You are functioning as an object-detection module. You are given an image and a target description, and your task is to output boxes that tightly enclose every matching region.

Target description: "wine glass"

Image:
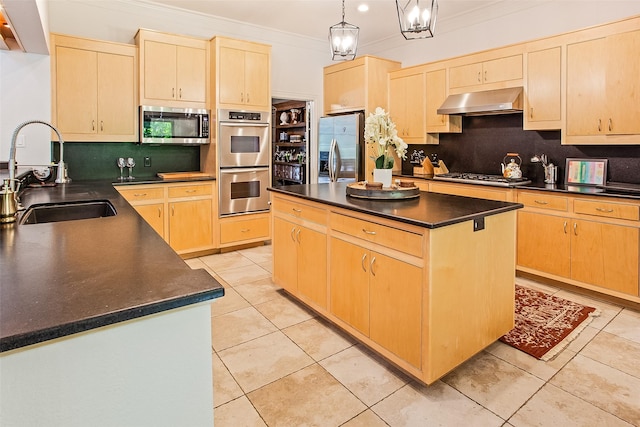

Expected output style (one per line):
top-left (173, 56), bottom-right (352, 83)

top-left (126, 157), bottom-right (135, 180)
top-left (117, 158), bottom-right (126, 181)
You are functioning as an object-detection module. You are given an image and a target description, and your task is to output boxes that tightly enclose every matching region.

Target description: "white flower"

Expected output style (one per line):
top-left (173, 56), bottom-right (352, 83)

top-left (364, 107), bottom-right (406, 169)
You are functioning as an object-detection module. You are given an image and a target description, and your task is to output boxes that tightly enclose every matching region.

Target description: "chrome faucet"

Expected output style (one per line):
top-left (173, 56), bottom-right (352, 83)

top-left (9, 120), bottom-right (71, 191)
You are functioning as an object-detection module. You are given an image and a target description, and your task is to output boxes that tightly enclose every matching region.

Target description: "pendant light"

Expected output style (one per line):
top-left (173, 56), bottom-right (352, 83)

top-left (329, 0), bottom-right (359, 61)
top-left (396, 0), bottom-right (438, 40)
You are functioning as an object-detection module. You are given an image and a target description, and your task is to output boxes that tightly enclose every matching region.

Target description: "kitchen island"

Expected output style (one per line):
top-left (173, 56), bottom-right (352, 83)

top-left (269, 182), bottom-right (523, 384)
top-left (0, 178), bottom-right (223, 426)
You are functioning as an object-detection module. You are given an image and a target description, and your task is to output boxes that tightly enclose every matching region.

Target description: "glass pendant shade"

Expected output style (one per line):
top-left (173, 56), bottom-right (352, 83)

top-left (329, 0), bottom-right (359, 61)
top-left (396, 0), bottom-right (438, 40)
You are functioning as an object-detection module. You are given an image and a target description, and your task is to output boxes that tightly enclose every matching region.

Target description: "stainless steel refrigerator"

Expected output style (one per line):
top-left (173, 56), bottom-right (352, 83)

top-left (317, 112), bottom-right (364, 183)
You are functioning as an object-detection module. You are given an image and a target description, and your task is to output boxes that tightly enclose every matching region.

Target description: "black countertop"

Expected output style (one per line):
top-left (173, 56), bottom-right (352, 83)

top-left (269, 182), bottom-right (523, 229)
top-left (0, 179), bottom-right (223, 353)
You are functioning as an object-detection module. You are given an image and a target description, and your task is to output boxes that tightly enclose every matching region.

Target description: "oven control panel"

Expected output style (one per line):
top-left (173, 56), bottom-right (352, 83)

top-left (224, 110), bottom-right (267, 122)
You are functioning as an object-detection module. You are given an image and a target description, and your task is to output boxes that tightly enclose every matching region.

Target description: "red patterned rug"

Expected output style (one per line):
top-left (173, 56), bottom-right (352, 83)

top-left (500, 285), bottom-right (599, 360)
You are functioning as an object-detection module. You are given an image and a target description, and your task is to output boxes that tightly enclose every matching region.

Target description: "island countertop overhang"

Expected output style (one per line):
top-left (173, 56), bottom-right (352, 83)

top-left (268, 183), bottom-right (523, 229)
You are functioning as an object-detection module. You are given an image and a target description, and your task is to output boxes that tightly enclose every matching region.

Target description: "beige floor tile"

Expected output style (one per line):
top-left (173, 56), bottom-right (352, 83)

top-left (200, 251), bottom-right (255, 272)
top-left (564, 324), bottom-right (600, 353)
top-left (247, 364), bottom-right (366, 426)
top-left (217, 263), bottom-right (272, 287)
top-left (510, 383), bottom-right (633, 427)
top-left (550, 354), bottom-right (640, 425)
top-left (212, 352), bottom-right (244, 408)
top-left (184, 257), bottom-right (207, 269)
top-left (214, 396), bottom-right (266, 427)
top-left (442, 351), bottom-right (544, 419)
top-left (233, 276), bottom-right (282, 306)
top-left (372, 381), bottom-right (504, 427)
top-left (238, 244), bottom-right (273, 265)
top-left (341, 410), bottom-right (388, 427)
top-left (319, 345), bottom-right (408, 407)
top-left (219, 331), bottom-right (314, 393)
top-left (484, 341), bottom-right (576, 381)
top-left (210, 286), bottom-right (251, 318)
top-left (581, 331), bottom-right (640, 378)
top-left (283, 317), bottom-right (356, 362)
top-left (257, 260), bottom-right (272, 273)
top-left (254, 292), bottom-right (315, 329)
top-left (212, 306), bottom-right (277, 351)
top-left (553, 290), bottom-right (623, 330)
top-left (603, 308), bottom-right (640, 344)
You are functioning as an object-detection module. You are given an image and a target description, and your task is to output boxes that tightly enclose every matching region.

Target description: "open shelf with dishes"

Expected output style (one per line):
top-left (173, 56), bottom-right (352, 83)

top-left (272, 100), bottom-right (308, 185)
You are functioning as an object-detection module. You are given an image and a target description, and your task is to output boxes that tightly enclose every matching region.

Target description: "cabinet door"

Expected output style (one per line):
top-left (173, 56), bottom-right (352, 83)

top-left (329, 237), bottom-right (369, 335)
top-left (143, 40), bottom-right (177, 101)
top-left (426, 69), bottom-right (446, 130)
top-left (605, 30), bottom-right (640, 135)
top-left (133, 203), bottom-right (165, 239)
top-left (168, 199), bottom-right (212, 252)
top-left (482, 55), bottom-right (522, 84)
top-left (369, 251), bottom-right (422, 368)
top-left (324, 65), bottom-right (365, 111)
top-left (244, 50), bottom-right (270, 109)
top-left (571, 220), bottom-right (639, 296)
top-left (273, 217), bottom-right (299, 294)
top-left (97, 52), bottom-right (135, 137)
top-left (566, 37), bottom-right (606, 136)
top-left (449, 62), bottom-right (482, 89)
top-left (176, 45), bottom-right (206, 103)
top-left (517, 211), bottom-right (570, 278)
top-left (388, 76), bottom-right (407, 137)
top-left (297, 226), bottom-right (328, 309)
top-left (55, 46), bottom-right (97, 135)
top-left (404, 73), bottom-right (426, 140)
top-left (219, 46), bottom-right (246, 105)
top-left (525, 47), bottom-right (561, 127)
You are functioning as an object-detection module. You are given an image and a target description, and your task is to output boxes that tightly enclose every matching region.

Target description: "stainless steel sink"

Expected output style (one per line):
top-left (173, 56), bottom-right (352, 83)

top-left (20, 200), bottom-right (117, 225)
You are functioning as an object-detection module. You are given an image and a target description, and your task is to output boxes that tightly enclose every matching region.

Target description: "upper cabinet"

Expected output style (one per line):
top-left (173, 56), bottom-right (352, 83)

top-left (388, 66), bottom-right (426, 144)
top-left (323, 55), bottom-right (401, 115)
top-left (523, 44), bottom-right (562, 130)
top-left (136, 29), bottom-right (209, 109)
top-left (448, 53), bottom-right (523, 93)
top-left (425, 67), bottom-right (462, 135)
top-left (211, 36), bottom-right (271, 111)
top-left (51, 34), bottom-right (137, 142)
top-left (566, 29), bottom-right (640, 143)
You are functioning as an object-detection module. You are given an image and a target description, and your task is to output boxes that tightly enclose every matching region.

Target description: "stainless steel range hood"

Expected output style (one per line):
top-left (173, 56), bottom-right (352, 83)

top-left (437, 87), bottom-right (523, 116)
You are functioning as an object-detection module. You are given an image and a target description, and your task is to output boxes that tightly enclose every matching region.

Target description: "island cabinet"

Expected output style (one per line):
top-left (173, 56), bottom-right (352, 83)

top-left (270, 188), bottom-right (518, 384)
top-left (523, 43), bottom-right (562, 130)
top-left (516, 190), bottom-right (640, 299)
top-left (429, 181), bottom-right (516, 202)
top-left (565, 29), bottom-right (640, 144)
top-left (211, 36), bottom-right (271, 111)
top-left (388, 66), bottom-right (427, 144)
top-left (50, 34), bottom-right (137, 142)
top-left (136, 29), bottom-right (208, 108)
top-left (448, 51), bottom-right (523, 94)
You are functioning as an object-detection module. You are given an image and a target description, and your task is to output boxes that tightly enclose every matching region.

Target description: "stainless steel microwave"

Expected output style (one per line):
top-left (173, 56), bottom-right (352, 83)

top-left (140, 106), bottom-right (210, 145)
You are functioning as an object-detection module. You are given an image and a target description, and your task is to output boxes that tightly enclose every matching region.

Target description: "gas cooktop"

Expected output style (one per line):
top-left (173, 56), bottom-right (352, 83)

top-left (434, 172), bottom-right (532, 187)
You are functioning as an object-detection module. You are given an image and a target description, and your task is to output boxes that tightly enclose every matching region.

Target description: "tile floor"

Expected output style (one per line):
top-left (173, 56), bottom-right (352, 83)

top-left (185, 244), bottom-right (640, 427)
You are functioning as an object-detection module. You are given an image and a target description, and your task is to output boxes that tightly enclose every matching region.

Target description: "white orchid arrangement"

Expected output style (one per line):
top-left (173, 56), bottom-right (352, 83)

top-left (364, 107), bottom-right (407, 169)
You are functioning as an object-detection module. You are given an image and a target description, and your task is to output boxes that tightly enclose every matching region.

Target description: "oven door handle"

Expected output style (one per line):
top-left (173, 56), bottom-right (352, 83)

top-left (219, 122), bottom-right (269, 127)
top-left (219, 167), bottom-right (268, 174)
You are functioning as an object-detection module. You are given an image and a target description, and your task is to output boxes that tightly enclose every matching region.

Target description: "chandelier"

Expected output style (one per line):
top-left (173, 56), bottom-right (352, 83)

top-left (396, 0), bottom-right (438, 40)
top-left (329, 0), bottom-right (359, 61)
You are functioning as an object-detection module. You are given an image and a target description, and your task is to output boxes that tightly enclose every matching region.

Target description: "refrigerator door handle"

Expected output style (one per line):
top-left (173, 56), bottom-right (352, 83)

top-left (328, 139), bottom-right (336, 182)
top-left (333, 140), bottom-right (342, 182)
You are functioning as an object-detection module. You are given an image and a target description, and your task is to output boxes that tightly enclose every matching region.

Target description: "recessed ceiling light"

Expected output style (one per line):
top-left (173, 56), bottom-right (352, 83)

top-left (357, 4), bottom-right (369, 12)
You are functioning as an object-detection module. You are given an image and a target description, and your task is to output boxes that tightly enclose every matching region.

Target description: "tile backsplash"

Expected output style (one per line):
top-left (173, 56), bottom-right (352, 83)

top-left (403, 115), bottom-right (640, 184)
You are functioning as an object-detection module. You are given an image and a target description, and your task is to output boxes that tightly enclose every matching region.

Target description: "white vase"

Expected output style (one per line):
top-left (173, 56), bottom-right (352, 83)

top-left (373, 168), bottom-right (392, 188)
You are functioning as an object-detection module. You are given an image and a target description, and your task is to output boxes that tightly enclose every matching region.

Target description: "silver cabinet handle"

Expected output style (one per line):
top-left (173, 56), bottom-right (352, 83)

top-left (596, 207), bottom-right (614, 213)
top-left (133, 193), bottom-right (147, 197)
top-left (534, 200), bottom-right (548, 205)
top-left (597, 118), bottom-right (602, 132)
top-left (370, 256), bottom-right (377, 276)
top-left (361, 253), bottom-right (367, 272)
top-left (484, 70), bottom-right (487, 82)
top-left (296, 228), bottom-right (301, 243)
top-left (573, 222), bottom-right (578, 236)
top-left (92, 120), bottom-right (95, 131)
top-left (477, 71), bottom-right (481, 83)
top-left (608, 118), bottom-right (612, 132)
top-left (563, 221), bottom-right (567, 234)
top-left (292, 208), bottom-right (302, 214)
top-left (179, 88), bottom-right (182, 99)
top-left (171, 206), bottom-right (175, 216)
top-left (158, 207), bottom-right (162, 218)
top-left (172, 88), bottom-right (175, 98)
top-left (530, 107), bottom-right (534, 119)
top-left (247, 93), bottom-right (250, 103)
top-left (100, 121), bottom-right (104, 131)
top-left (185, 189), bottom-right (197, 193)
top-left (362, 228), bottom-right (376, 235)
top-left (241, 228), bottom-right (250, 233)
top-left (290, 227), bottom-right (296, 242)
top-left (241, 92), bottom-right (244, 102)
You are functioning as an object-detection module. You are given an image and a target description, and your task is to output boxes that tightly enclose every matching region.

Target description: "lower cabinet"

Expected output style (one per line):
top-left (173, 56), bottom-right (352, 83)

top-left (168, 199), bottom-right (213, 252)
top-left (218, 214), bottom-right (270, 248)
top-left (132, 203), bottom-right (165, 238)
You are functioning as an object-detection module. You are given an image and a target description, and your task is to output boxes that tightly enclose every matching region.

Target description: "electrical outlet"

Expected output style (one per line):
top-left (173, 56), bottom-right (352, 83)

top-left (16, 135), bottom-right (26, 148)
top-left (144, 156), bottom-right (151, 167)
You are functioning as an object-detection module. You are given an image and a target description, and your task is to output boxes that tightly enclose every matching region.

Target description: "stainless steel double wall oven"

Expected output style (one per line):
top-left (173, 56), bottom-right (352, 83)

top-left (217, 109), bottom-right (271, 216)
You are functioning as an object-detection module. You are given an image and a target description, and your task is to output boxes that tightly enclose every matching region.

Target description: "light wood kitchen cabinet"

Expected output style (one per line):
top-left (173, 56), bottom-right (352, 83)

top-left (51, 34), bottom-right (137, 142)
top-left (449, 54), bottom-right (523, 92)
top-left (136, 30), bottom-right (208, 108)
top-left (429, 181), bottom-right (515, 202)
top-left (132, 203), bottom-right (165, 238)
top-left (516, 190), bottom-right (639, 297)
top-left (169, 198), bottom-right (213, 252)
top-left (425, 67), bottom-right (462, 135)
top-left (211, 36), bottom-right (271, 111)
top-left (218, 213), bottom-right (271, 248)
top-left (388, 67), bottom-right (426, 143)
top-left (566, 29), bottom-right (640, 143)
top-left (524, 45), bottom-right (562, 130)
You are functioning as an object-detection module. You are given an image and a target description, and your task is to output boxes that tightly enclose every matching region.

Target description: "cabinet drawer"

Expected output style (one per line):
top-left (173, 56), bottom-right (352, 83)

top-left (273, 196), bottom-right (327, 225)
top-left (574, 199), bottom-right (639, 221)
top-left (168, 184), bottom-right (212, 198)
top-left (518, 191), bottom-right (568, 211)
top-left (118, 186), bottom-right (165, 202)
top-left (220, 216), bottom-right (270, 244)
top-left (331, 213), bottom-right (423, 257)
